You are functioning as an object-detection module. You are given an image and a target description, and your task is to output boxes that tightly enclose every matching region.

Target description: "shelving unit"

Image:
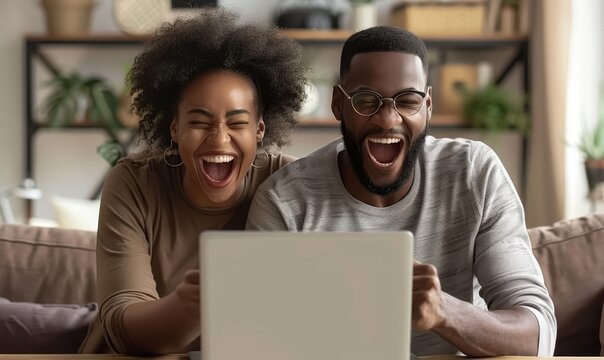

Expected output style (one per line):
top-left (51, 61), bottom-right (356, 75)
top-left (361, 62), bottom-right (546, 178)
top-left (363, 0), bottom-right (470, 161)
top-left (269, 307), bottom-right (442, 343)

top-left (23, 30), bottom-right (530, 210)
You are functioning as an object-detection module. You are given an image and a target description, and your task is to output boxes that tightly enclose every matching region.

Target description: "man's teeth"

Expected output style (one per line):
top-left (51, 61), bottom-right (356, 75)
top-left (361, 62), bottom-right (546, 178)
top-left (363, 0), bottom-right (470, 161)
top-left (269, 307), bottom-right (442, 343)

top-left (202, 155), bottom-right (234, 163)
top-left (368, 137), bottom-right (401, 144)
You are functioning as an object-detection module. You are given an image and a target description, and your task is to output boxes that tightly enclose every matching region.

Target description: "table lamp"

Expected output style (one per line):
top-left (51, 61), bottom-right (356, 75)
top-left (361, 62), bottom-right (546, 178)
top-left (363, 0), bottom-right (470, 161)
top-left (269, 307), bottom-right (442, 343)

top-left (0, 178), bottom-right (42, 224)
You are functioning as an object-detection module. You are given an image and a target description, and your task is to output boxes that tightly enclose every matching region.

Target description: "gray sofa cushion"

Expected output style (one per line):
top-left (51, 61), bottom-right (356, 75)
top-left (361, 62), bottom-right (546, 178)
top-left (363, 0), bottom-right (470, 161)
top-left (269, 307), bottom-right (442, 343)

top-left (0, 224), bottom-right (96, 304)
top-left (0, 298), bottom-right (97, 353)
top-left (0, 224), bottom-right (98, 354)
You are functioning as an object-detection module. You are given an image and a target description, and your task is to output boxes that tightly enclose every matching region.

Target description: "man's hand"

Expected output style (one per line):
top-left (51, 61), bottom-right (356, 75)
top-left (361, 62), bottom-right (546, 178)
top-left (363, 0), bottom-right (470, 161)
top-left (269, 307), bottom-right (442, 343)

top-left (175, 269), bottom-right (200, 319)
top-left (410, 260), bottom-right (541, 356)
top-left (412, 260), bottom-right (446, 331)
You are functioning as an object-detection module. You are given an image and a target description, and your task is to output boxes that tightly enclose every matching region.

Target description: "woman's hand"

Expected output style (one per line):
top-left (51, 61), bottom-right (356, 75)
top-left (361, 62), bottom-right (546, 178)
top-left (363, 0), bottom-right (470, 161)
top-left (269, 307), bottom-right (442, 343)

top-left (175, 269), bottom-right (200, 320)
top-left (122, 268), bottom-right (202, 354)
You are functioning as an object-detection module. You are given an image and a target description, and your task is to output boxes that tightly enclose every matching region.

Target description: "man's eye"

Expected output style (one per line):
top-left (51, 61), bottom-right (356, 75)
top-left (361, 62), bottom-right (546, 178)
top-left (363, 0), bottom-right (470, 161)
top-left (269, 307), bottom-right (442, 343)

top-left (357, 99), bottom-right (378, 105)
top-left (397, 100), bottom-right (421, 107)
top-left (353, 94), bottom-right (379, 106)
top-left (396, 94), bottom-right (423, 106)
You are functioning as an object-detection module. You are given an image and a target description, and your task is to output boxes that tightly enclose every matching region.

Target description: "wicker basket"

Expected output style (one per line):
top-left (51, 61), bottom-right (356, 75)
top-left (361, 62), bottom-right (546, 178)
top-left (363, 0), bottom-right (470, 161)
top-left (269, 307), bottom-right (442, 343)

top-left (391, 0), bottom-right (486, 36)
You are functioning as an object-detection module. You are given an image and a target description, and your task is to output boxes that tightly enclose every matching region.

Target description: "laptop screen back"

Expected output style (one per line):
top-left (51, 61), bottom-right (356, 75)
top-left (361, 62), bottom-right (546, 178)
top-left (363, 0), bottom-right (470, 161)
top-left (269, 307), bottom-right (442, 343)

top-left (199, 231), bottom-right (413, 360)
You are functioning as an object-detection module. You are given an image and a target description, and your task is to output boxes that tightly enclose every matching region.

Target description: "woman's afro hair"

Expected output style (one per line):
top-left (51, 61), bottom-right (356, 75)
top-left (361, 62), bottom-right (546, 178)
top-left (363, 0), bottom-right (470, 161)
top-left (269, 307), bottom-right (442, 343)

top-left (128, 8), bottom-right (306, 151)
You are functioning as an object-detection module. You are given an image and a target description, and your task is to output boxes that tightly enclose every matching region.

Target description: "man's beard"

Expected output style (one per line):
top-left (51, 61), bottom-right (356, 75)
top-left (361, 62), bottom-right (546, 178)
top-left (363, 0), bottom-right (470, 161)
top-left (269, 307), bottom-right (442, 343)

top-left (341, 121), bottom-right (427, 197)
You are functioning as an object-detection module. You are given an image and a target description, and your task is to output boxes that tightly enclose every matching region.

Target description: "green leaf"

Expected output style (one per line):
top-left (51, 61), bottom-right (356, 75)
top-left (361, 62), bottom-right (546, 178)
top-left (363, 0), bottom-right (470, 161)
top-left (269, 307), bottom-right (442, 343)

top-left (40, 72), bottom-right (127, 164)
top-left (97, 140), bottom-right (124, 167)
top-left (576, 87), bottom-right (604, 159)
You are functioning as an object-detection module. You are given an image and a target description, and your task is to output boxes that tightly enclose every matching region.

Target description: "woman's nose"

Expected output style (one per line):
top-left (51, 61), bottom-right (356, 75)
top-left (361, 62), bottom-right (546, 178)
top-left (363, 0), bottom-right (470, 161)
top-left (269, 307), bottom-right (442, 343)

top-left (206, 126), bottom-right (231, 145)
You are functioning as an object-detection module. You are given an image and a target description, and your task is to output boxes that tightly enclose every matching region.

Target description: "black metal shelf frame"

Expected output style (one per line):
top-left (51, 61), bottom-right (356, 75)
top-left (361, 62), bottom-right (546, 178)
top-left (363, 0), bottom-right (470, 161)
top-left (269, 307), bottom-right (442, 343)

top-left (24, 34), bottom-right (530, 205)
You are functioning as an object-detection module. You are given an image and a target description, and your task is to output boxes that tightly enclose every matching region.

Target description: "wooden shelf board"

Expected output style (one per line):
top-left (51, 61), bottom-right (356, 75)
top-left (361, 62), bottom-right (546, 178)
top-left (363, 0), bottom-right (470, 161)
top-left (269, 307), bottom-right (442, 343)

top-left (430, 114), bottom-right (471, 127)
top-left (421, 34), bottom-right (528, 42)
top-left (297, 117), bottom-right (339, 127)
top-left (278, 29), bottom-right (353, 42)
top-left (34, 122), bottom-right (126, 130)
top-left (26, 32), bottom-right (527, 45)
top-left (26, 33), bottom-right (149, 43)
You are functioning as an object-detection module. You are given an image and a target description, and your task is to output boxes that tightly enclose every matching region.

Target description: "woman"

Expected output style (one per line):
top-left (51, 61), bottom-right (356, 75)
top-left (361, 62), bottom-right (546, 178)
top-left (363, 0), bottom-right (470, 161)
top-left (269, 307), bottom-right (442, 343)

top-left (80, 9), bottom-right (305, 354)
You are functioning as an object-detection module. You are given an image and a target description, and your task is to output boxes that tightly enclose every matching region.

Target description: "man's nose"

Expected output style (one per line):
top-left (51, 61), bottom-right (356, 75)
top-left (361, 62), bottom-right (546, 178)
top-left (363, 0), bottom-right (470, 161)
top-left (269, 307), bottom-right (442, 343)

top-left (370, 99), bottom-right (402, 129)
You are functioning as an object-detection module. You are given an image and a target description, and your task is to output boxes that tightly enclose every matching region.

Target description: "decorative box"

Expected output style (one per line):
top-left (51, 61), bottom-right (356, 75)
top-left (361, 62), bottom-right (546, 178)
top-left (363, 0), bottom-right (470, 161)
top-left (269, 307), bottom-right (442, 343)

top-left (391, 0), bottom-right (486, 36)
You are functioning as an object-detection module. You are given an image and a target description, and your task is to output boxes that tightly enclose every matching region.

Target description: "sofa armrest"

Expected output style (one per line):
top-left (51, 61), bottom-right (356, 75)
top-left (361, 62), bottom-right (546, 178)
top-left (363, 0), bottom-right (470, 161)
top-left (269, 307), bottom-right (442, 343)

top-left (529, 214), bottom-right (604, 356)
top-left (0, 224), bottom-right (96, 305)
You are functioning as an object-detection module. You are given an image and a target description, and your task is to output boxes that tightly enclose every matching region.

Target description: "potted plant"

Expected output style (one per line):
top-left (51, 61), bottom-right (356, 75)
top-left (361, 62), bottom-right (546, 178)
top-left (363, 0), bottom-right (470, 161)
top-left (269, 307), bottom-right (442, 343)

top-left (577, 89), bottom-right (604, 193)
top-left (461, 85), bottom-right (528, 133)
top-left (41, 73), bottom-right (121, 130)
top-left (42, 73), bottom-right (126, 166)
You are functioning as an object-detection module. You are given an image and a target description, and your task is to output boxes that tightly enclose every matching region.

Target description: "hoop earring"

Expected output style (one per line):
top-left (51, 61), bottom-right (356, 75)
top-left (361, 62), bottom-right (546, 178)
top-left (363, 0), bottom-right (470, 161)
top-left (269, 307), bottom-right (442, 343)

top-left (251, 140), bottom-right (269, 169)
top-left (163, 139), bottom-right (184, 167)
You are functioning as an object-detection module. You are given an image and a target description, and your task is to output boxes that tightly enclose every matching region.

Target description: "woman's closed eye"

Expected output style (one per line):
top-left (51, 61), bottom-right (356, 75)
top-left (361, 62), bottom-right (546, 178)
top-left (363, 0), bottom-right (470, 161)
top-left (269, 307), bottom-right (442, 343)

top-left (189, 119), bottom-right (212, 128)
top-left (227, 119), bottom-right (250, 128)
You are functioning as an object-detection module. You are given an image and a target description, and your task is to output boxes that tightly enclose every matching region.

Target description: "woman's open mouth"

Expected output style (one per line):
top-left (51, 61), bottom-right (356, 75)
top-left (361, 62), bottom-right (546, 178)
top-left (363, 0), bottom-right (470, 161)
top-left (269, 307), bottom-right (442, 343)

top-left (200, 154), bottom-right (237, 187)
top-left (366, 137), bottom-right (403, 167)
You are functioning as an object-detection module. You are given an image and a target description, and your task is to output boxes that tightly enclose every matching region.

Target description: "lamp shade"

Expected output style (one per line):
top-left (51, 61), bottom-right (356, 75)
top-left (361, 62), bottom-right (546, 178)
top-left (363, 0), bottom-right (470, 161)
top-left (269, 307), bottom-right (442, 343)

top-left (0, 178), bottom-right (42, 224)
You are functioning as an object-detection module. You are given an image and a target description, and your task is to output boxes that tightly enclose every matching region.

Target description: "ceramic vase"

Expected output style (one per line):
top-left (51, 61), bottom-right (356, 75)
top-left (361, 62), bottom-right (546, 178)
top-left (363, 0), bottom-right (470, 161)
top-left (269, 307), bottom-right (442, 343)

top-left (41, 0), bottom-right (95, 36)
top-left (351, 3), bottom-right (377, 32)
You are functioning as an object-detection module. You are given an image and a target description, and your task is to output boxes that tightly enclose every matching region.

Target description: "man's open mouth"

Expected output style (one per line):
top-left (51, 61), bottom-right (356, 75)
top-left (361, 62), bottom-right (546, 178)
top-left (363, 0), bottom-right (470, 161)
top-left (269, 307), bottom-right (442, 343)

top-left (366, 137), bottom-right (402, 167)
top-left (200, 154), bottom-right (236, 184)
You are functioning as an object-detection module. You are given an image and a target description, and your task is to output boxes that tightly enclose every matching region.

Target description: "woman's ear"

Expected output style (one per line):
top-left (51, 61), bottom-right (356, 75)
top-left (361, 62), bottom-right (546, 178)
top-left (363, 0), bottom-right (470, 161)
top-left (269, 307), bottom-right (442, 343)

top-left (331, 85), bottom-right (343, 121)
top-left (170, 119), bottom-right (178, 143)
top-left (256, 118), bottom-right (265, 142)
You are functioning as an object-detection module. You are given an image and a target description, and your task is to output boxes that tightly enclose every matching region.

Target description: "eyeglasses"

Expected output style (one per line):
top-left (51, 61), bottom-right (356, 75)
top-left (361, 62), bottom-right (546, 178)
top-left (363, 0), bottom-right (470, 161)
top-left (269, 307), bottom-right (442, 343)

top-left (336, 84), bottom-right (429, 117)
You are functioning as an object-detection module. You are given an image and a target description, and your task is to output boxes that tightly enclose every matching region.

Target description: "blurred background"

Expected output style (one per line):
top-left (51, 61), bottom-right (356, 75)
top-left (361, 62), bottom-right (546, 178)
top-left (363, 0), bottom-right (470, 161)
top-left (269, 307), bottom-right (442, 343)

top-left (0, 0), bottom-right (602, 229)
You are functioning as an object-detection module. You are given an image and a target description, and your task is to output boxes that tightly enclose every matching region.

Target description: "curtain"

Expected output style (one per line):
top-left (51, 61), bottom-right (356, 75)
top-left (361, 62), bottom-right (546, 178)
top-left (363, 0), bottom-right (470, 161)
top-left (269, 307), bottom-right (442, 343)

top-left (525, 0), bottom-right (571, 227)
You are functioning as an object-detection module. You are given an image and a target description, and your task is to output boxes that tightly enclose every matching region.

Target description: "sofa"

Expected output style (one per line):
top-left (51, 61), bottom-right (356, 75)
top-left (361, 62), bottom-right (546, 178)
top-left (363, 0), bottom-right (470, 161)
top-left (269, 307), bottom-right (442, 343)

top-left (0, 224), bottom-right (97, 353)
top-left (1, 215), bottom-right (603, 355)
top-left (528, 214), bottom-right (604, 355)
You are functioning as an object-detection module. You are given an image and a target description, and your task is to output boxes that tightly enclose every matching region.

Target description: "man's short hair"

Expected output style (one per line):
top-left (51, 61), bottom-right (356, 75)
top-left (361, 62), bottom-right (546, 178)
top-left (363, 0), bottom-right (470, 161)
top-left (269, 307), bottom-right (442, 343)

top-left (340, 26), bottom-right (428, 78)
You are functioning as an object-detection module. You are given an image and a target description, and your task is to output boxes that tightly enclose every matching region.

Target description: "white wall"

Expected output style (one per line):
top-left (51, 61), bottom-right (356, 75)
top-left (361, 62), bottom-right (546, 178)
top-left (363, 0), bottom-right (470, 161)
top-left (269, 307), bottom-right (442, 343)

top-left (0, 0), bottom-right (524, 223)
top-left (0, 1), bottom-right (139, 222)
top-left (565, 0), bottom-right (604, 218)
top-left (0, 1), bottom-right (45, 222)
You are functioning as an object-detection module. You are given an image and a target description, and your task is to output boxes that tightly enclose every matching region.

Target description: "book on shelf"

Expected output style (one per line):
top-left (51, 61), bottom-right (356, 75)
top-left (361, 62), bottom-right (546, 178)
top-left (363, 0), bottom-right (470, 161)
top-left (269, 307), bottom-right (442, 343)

top-left (484, 0), bottom-right (502, 34)
top-left (518, 0), bottom-right (531, 34)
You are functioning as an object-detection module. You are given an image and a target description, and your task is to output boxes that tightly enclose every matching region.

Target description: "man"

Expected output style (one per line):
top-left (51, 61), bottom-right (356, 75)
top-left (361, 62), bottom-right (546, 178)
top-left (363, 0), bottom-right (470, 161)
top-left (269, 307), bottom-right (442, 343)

top-left (246, 26), bottom-right (556, 356)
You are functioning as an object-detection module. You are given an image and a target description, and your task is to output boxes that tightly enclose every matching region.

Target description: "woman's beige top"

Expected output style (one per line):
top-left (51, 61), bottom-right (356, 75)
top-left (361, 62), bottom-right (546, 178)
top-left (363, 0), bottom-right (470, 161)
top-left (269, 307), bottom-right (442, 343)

top-left (80, 152), bottom-right (294, 354)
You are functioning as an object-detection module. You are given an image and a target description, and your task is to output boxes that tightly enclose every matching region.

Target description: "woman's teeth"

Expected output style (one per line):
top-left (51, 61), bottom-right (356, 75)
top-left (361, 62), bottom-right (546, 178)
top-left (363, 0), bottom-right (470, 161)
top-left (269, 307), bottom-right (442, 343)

top-left (202, 155), bottom-right (234, 163)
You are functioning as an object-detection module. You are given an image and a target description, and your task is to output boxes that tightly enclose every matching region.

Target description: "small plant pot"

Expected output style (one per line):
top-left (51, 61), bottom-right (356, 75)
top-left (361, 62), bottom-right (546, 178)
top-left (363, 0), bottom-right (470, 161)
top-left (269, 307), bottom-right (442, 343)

top-left (41, 0), bottom-right (96, 36)
top-left (584, 159), bottom-right (604, 192)
top-left (351, 3), bottom-right (377, 32)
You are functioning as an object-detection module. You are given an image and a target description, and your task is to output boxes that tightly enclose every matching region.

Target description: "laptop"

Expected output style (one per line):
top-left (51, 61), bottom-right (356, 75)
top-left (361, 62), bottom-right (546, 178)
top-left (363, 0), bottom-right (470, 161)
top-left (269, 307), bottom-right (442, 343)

top-left (198, 231), bottom-right (414, 360)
